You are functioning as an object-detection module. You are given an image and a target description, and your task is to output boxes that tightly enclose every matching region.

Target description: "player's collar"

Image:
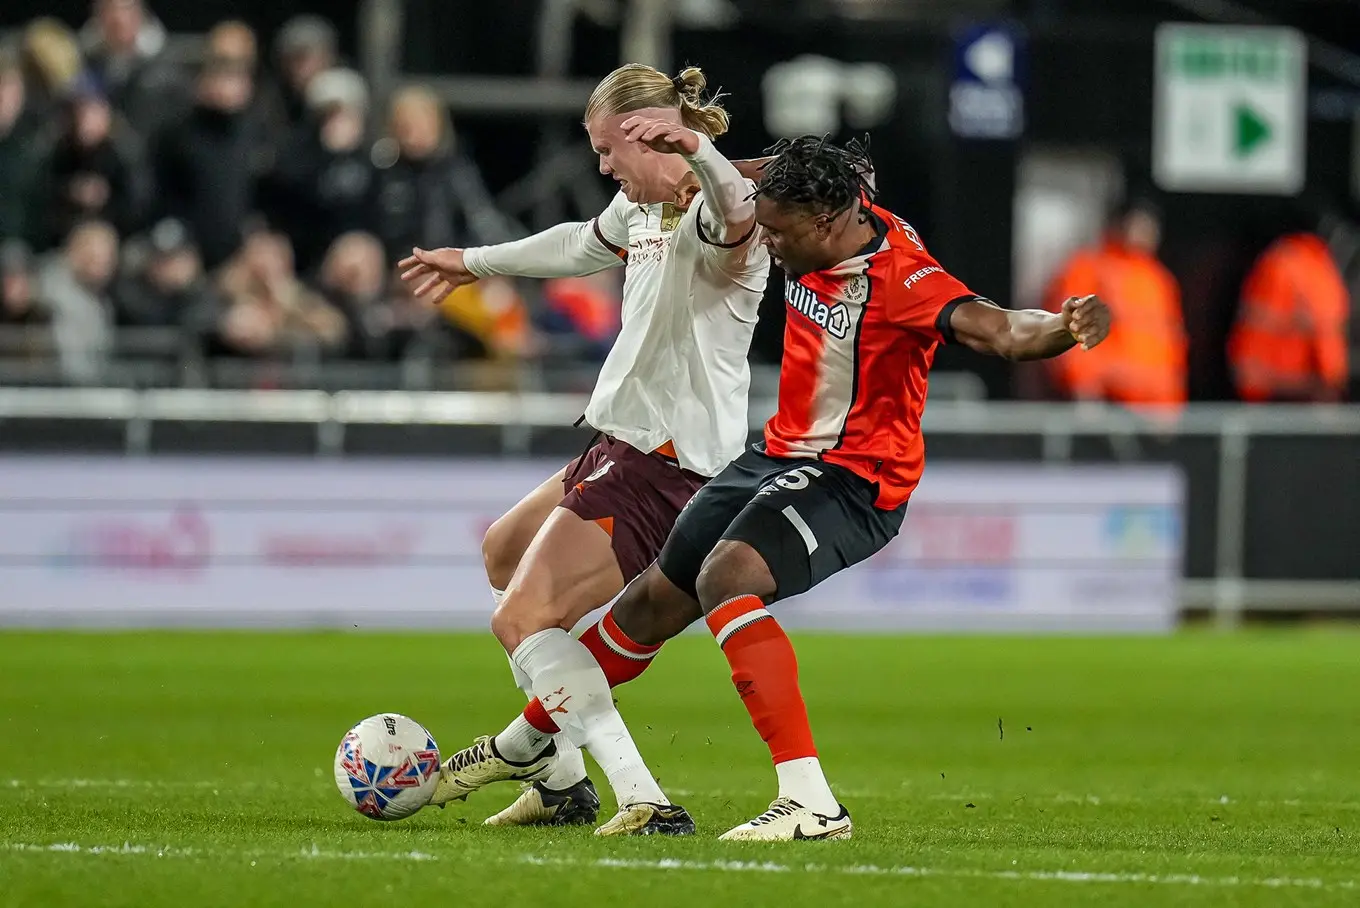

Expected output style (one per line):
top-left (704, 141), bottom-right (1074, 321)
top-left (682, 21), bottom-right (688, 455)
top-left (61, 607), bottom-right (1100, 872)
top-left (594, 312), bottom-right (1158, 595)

top-left (811, 209), bottom-right (889, 280)
top-left (854, 209), bottom-right (889, 260)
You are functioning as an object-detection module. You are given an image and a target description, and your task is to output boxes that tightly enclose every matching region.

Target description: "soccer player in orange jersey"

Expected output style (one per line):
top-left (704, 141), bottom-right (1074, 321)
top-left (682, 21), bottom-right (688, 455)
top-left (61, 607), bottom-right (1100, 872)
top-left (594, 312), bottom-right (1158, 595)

top-left (451, 135), bottom-right (1110, 840)
top-left (595, 135), bottom-right (1111, 840)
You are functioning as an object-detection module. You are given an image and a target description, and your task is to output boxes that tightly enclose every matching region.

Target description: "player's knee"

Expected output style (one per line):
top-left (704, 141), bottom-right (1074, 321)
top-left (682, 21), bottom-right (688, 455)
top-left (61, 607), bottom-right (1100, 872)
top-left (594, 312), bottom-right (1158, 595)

top-left (695, 540), bottom-right (776, 613)
top-left (489, 591), bottom-right (564, 653)
top-left (480, 513), bottom-right (521, 591)
top-left (611, 565), bottom-right (701, 647)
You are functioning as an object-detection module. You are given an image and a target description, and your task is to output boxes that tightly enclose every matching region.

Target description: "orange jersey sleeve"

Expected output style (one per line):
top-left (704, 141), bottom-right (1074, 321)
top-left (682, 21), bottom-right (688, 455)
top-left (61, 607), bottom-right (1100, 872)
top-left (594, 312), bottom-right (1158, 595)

top-left (872, 207), bottom-right (976, 339)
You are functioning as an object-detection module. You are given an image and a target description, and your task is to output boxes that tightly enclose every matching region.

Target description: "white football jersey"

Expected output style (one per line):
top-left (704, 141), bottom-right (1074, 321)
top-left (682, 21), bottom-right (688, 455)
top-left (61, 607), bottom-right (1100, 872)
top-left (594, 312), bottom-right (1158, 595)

top-left (584, 189), bottom-right (768, 477)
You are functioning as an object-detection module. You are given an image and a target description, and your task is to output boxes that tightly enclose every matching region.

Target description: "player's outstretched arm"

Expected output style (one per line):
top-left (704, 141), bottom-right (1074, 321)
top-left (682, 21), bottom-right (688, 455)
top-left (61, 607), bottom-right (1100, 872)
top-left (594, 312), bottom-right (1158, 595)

top-left (398, 219), bottom-right (627, 301)
top-left (620, 116), bottom-right (755, 245)
top-left (947, 295), bottom-right (1110, 361)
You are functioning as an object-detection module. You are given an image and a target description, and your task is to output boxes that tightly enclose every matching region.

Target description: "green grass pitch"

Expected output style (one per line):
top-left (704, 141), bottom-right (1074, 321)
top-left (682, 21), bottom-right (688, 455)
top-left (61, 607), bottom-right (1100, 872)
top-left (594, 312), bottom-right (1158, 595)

top-left (2, 629), bottom-right (1358, 907)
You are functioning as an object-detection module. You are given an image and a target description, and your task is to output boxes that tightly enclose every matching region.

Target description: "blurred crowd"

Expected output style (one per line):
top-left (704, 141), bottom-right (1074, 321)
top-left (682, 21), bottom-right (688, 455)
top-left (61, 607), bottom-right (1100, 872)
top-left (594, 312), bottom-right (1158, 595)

top-left (0, 0), bottom-right (624, 386)
top-left (0, 0), bottom-right (1351, 403)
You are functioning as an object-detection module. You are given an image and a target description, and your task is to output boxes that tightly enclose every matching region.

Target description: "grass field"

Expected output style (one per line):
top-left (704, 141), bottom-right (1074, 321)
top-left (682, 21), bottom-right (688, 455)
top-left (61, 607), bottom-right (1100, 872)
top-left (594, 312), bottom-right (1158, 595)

top-left (2, 630), bottom-right (1359, 907)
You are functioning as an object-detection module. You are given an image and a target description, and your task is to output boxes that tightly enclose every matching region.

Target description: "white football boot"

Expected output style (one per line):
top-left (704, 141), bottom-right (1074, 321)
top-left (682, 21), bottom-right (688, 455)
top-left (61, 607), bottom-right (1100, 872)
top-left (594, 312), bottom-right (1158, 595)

top-left (483, 778), bottom-right (601, 827)
top-left (718, 797), bottom-right (852, 842)
top-left (594, 801), bottom-right (696, 837)
top-left (428, 736), bottom-right (556, 807)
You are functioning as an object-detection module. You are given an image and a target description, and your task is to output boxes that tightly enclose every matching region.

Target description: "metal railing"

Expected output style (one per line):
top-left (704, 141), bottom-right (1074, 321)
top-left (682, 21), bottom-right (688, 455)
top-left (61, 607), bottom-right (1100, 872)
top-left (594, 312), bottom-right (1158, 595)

top-left (0, 387), bottom-right (1354, 625)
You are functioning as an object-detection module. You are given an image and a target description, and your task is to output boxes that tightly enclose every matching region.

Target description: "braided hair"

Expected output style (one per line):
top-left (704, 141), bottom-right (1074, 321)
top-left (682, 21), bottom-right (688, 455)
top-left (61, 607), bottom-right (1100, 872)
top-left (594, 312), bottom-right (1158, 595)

top-left (753, 135), bottom-right (876, 218)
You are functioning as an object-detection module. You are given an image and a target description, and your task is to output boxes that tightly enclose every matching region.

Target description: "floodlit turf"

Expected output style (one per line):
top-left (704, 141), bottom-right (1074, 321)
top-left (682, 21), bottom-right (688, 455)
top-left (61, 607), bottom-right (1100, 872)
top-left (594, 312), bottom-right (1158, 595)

top-left (2, 630), bottom-right (1359, 907)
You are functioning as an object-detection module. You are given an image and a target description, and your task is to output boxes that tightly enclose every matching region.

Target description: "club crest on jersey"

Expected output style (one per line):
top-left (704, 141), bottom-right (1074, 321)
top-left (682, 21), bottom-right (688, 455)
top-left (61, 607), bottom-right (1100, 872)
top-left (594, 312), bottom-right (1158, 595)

top-left (842, 273), bottom-right (869, 304)
top-left (660, 203), bottom-right (683, 232)
top-left (787, 281), bottom-right (850, 339)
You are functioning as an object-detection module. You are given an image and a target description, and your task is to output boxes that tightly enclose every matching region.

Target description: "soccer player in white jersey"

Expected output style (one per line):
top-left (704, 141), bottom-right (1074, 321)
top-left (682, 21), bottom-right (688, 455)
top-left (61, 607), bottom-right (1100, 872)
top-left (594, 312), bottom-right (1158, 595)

top-left (399, 63), bottom-right (769, 836)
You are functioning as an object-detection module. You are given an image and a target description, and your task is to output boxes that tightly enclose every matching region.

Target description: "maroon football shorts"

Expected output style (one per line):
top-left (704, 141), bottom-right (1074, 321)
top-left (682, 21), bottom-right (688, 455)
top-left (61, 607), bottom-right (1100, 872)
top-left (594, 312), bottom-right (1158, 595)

top-left (560, 435), bottom-right (708, 582)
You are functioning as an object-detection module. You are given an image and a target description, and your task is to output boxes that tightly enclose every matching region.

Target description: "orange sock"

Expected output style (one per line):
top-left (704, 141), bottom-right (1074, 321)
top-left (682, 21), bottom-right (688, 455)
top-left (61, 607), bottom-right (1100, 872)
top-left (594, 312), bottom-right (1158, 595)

top-left (520, 611), bottom-right (661, 735)
top-left (705, 594), bottom-right (817, 763)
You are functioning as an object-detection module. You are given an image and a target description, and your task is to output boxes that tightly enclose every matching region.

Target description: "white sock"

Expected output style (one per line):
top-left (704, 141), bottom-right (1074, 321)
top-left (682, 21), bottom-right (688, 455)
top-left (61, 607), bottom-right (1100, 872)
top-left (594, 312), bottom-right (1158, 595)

top-left (512, 628), bottom-right (667, 807)
top-left (492, 626), bottom-right (589, 787)
top-left (493, 703), bottom-right (587, 789)
top-left (493, 714), bottom-right (553, 763)
top-left (543, 738), bottom-right (588, 791)
top-left (775, 757), bottom-right (840, 816)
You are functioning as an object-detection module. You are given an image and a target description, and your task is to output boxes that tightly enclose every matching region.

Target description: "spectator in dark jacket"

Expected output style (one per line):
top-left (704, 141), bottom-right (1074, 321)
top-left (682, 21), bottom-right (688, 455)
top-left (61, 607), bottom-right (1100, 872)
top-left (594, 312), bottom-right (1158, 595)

top-left (31, 71), bottom-right (153, 250)
top-left (271, 16), bottom-right (338, 133)
top-left (79, 0), bottom-right (185, 144)
top-left (155, 55), bottom-right (266, 270)
top-left (373, 84), bottom-right (519, 261)
top-left (1, 239), bottom-right (47, 327)
top-left (316, 230), bottom-right (407, 360)
top-left (0, 47), bottom-right (43, 244)
top-left (0, 239), bottom-right (50, 368)
top-left (204, 21), bottom-right (285, 175)
top-left (260, 68), bottom-right (377, 274)
top-left (113, 217), bottom-right (220, 332)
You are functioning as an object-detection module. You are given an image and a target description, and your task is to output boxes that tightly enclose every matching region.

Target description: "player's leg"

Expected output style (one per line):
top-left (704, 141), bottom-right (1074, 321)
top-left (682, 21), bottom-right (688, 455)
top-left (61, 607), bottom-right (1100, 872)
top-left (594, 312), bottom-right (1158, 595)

top-left (608, 558), bottom-right (705, 646)
top-left (491, 443), bottom-right (722, 833)
top-left (587, 449), bottom-right (771, 835)
top-left (493, 443), bottom-right (696, 778)
top-left (467, 442), bottom-right (680, 824)
top-left (481, 465), bottom-right (570, 594)
top-left (431, 505), bottom-right (633, 805)
top-left (480, 467), bottom-right (587, 763)
top-left (467, 463), bottom-right (605, 819)
top-left (488, 444), bottom-right (701, 833)
top-left (481, 559), bottom-right (705, 831)
top-left (439, 441), bottom-right (712, 834)
top-left (696, 460), bottom-right (905, 841)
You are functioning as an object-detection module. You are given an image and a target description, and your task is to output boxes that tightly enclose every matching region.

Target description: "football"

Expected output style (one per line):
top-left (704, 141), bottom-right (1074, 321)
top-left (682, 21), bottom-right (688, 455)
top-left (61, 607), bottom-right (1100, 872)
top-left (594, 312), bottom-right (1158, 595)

top-left (333, 714), bottom-right (441, 820)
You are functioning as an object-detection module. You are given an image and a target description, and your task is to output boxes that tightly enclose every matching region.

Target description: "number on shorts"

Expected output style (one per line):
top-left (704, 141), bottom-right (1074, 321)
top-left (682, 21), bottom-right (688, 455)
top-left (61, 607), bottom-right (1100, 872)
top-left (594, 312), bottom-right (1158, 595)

top-left (760, 465), bottom-right (823, 495)
top-left (583, 460), bottom-right (614, 483)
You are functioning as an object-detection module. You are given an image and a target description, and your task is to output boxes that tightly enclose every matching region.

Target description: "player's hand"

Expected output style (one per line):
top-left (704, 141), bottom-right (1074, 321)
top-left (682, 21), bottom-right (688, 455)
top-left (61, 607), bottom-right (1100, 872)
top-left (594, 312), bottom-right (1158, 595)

top-left (1062, 294), bottom-right (1111, 350)
top-left (398, 247), bottom-right (477, 301)
top-left (620, 116), bottom-right (701, 156)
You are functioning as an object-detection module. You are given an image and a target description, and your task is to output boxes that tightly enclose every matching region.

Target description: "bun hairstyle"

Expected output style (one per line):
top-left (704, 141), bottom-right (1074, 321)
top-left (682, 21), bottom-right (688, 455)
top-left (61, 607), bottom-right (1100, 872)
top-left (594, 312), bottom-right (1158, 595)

top-left (585, 63), bottom-right (729, 138)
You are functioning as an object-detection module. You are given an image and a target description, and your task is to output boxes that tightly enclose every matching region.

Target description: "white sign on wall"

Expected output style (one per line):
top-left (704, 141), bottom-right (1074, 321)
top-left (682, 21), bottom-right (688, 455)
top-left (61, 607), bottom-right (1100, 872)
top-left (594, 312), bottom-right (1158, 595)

top-left (0, 458), bottom-right (1183, 633)
top-left (1154, 24), bottom-right (1306, 194)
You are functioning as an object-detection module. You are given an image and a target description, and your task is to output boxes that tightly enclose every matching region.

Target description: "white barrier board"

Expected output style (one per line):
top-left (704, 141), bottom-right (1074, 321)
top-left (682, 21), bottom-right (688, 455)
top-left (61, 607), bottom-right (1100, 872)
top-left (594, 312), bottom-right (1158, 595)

top-left (0, 457), bottom-right (1182, 632)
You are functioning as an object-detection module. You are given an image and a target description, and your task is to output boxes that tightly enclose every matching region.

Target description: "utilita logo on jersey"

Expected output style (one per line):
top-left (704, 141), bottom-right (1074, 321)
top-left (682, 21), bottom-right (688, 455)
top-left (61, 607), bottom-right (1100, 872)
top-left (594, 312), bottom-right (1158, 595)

top-left (787, 281), bottom-right (850, 338)
top-left (49, 505), bottom-right (210, 574)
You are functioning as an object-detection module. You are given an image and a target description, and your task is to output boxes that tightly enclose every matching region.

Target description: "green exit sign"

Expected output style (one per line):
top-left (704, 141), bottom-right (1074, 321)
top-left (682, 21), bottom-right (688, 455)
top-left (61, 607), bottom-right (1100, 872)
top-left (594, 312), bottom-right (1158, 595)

top-left (1167, 37), bottom-right (1287, 80)
top-left (1154, 24), bottom-right (1306, 194)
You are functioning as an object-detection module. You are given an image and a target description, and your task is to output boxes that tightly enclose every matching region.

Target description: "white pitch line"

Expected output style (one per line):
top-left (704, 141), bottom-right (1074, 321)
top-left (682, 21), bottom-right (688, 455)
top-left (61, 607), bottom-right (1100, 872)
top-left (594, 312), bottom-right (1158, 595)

top-left (8, 780), bottom-right (1359, 812)
top-left (3, 842), bottom-right (1356, 893)
top-left (3, 779), bottom-right (282, 791)
top-left (665, 788), bottom-right (1360, 809)
top-left (523, 855), bottom-right (1359, 891)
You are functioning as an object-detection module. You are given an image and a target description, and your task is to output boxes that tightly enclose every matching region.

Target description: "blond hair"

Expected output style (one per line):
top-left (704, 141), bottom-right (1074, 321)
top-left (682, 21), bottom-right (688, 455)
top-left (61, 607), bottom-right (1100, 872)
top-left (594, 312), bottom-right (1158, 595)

top-left (21, 18), bottom-right (81, 94)
top-left (584, 63), bottom-right (728, 138)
